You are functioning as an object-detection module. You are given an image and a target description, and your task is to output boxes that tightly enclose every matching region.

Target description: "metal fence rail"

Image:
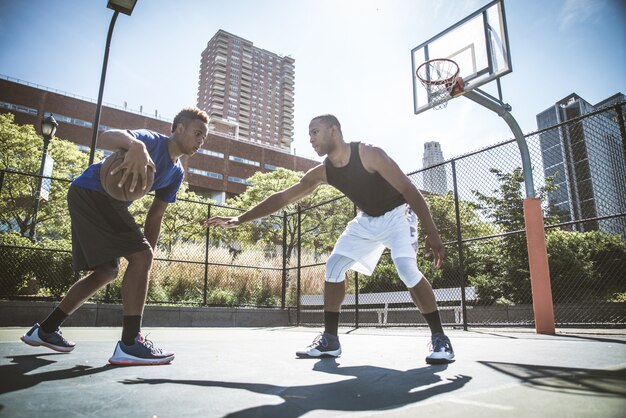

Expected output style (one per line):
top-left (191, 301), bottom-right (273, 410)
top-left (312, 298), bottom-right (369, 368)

top-left (1, 103), bottom-right (624, 328)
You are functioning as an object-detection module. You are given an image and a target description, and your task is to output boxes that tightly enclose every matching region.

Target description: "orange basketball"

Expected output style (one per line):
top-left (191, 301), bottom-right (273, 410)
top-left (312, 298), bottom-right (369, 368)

top-left (99, 150), bottom-right (155, 201)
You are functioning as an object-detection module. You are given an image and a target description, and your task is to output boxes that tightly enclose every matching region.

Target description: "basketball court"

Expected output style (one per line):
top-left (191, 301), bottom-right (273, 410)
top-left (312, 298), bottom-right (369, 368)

top-left (2, 1), bottom-right (623, 417)
top-left (0, 326), bottom-right (624, 417)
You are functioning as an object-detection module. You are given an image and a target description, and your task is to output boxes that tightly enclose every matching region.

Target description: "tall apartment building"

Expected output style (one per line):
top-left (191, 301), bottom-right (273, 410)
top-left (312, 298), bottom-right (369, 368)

top-left (197, 30), bottom-right (295, 151)
top-left (422, 141), bottom-right (448, 195)
top-left (0, 76), bottom-right (317, 204)
top-left (536, 92), bottom-right (626, 237)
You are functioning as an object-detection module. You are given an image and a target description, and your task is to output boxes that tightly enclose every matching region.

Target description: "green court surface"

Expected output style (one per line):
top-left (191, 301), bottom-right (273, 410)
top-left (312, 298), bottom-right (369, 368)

top-left (1, 327), bottom-right (624, 417)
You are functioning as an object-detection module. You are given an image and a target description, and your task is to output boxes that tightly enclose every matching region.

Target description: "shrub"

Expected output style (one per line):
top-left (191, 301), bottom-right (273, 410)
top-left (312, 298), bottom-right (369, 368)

top-left (0, 233), bottom-right (35, 296)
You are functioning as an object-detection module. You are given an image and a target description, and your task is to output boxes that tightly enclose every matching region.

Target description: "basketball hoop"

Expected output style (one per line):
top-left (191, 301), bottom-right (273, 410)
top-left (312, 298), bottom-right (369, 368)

top-left (416, 58), bottom-right (464, 109)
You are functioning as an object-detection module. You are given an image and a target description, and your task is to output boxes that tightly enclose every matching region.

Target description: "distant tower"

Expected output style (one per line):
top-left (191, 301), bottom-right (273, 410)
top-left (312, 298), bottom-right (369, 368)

top-left (422, 141), bottom-right (447, 195)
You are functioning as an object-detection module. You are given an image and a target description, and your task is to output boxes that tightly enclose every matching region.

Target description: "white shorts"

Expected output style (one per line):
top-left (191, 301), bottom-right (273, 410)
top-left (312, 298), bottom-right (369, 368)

top-left (330, 204), bottom-right (418, 276)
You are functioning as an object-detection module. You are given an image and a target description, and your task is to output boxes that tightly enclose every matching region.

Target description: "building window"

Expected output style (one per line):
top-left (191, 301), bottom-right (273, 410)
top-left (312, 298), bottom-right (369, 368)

top-left (197, 149), bottom-right (224, 158)
top-left (189, 167), bottom-right (223, 179)
top-left (229, 155), bottom-right (260, 167)
top-left (264, 163), bottom-right (277, 171)
top-left (43, 111), bottom-right (94, 129)
top-left (0, 101), bottom-right (38, 115)
top-left (228, 176), bottom-right (252, 185)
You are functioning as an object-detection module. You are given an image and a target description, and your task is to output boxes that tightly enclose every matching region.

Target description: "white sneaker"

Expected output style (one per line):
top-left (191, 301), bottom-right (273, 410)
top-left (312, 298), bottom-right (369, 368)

top-left (20, 323), bottom-right (76, 353)
top-left (296, 332), bottom-right (342, 358)
top-left (426, 333), bottom-right (454, 364)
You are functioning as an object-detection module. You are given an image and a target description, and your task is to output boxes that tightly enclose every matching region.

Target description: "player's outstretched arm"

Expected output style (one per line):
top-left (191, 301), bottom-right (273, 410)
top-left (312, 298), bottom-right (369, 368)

top-left (204, 165), bottom-right (326, 229)
top-left (100, 129), bottom-right (155, 193)
top-left (361, 145), bottom-right (445, 267)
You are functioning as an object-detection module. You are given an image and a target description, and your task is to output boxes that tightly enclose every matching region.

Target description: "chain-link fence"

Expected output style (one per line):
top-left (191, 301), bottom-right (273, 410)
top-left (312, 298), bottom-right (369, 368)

top-left (293, 102), bottom-right (626, 328)
top-left (1, 103), bottom-right (624, 328)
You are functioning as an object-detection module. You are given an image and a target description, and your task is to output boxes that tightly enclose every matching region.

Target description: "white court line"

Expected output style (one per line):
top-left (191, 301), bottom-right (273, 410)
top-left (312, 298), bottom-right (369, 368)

top-left (449, 398), bottom-right (514, 411)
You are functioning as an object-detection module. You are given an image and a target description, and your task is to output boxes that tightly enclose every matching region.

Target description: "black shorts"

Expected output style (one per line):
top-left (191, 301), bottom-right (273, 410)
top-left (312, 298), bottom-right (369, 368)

top-left (67, 184), bottom-right (151, 277)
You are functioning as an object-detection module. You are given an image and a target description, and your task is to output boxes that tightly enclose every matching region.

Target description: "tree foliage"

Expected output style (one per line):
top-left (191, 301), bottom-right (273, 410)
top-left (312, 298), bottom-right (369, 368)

top-left (213, 168), bottom-right (352, 264)
top-left (546, 229), bottom-right (626, 303)
top-left (0, 113), bottom-right (96, 239)
top-left (470, 167), bottom-right (560, 304)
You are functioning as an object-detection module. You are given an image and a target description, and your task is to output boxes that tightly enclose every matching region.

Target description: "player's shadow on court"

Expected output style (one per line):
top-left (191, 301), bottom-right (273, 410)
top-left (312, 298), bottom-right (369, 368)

top-left (122, 359), bottom-right (471, 417)
top-left (0, 354), bottom-right (116, 395)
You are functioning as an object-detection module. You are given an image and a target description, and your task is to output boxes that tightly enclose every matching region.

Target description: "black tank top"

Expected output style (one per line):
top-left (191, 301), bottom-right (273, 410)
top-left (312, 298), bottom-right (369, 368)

top-left (325, 142), bottom-right (406, 216)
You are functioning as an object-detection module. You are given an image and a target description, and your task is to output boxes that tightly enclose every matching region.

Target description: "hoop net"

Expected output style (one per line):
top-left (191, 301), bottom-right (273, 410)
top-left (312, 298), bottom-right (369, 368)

top-left (416, 58), bottom-right (461, 110)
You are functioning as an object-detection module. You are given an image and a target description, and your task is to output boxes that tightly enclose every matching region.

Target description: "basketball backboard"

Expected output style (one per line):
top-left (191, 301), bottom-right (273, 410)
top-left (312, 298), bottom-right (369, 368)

top-left (411, 0), bottom-right (512, 114)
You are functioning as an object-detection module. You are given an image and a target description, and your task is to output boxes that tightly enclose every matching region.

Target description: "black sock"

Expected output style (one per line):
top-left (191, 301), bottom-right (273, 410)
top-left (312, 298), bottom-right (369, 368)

top-left (423, 310), bottom-right (444, 335)
top-left (121, 315), bottom-right (142, 345)
top-left (324, 311), bottom-right (340, 336)
top-left (40, 307), bottom-right (69, 333)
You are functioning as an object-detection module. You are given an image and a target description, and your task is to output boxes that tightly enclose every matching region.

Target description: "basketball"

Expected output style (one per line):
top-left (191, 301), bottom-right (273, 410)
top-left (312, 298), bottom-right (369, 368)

top-left (99, 150), bottom-right (155, 201)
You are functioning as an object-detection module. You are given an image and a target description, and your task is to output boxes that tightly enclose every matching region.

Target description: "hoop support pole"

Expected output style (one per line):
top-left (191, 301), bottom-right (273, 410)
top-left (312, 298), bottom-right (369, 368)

top-left (462, 89), bottom-right (555, 335)
top-left (463, 90), bottom-right (534, 198)
top-left (523, 198), bottom-right (555, 334)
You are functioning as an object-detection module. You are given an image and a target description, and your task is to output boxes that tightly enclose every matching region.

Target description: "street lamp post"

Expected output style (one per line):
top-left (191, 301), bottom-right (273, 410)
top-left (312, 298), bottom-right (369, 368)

top-left (88, 0), bottom-right (138, 166)
top-left (29, 115), bottom-right (58, 241)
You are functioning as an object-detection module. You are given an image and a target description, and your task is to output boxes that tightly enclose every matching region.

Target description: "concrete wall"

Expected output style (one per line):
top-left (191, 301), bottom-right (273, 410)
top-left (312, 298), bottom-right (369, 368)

top-left (0, 301), bottom-right (290, 327)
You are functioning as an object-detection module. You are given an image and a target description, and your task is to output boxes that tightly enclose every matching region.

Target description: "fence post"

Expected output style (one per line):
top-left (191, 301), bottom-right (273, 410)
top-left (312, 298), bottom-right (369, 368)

top-left (451, 160), bottom-right (469, 331)
top-left (281, 211), bottom-right (287, 310)
top-left (296, 205), bottom-right (302, 326)
top-left (203, 203), bottom-right (211, 306)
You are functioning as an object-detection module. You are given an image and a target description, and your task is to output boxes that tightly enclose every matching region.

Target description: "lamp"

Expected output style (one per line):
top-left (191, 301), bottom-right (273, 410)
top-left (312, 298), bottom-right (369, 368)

top-left (41, 114), bottom-right (58, 138)
top-left (107, 0), bottom-right (137, 16)
top-left (29, 114), bottom-right (58, 240)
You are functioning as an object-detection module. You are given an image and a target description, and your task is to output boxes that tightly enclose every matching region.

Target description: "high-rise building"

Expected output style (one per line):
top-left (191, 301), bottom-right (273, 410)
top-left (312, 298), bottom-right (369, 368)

top-left (536, 92), bottom-right (626, 237)
top-left (197, 30), bottom-right (295, 151)
top-left (422, 141), bottom-right (447, 195)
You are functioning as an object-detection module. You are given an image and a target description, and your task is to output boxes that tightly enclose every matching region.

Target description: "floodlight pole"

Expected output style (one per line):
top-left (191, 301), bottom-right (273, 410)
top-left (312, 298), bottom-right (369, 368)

top-left (463, 89), bottom-right (555, 335)
top-left (89, 0), bottom-right (138, 166)
top-left (89, 10), bottom-right (119, 166)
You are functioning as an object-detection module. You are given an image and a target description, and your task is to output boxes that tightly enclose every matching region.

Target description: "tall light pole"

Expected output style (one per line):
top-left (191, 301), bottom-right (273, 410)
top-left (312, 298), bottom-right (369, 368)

top-left (29, 115), bottom-right (58, 241)
top-left (88, 0), bottom-right (138, 166)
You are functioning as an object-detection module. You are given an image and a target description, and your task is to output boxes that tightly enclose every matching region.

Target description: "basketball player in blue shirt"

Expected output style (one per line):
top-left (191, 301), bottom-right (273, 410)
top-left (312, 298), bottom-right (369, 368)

top-left (21, 107), bottom-right (209, 365)
top-left (206, 114), bottom-right (454, 364)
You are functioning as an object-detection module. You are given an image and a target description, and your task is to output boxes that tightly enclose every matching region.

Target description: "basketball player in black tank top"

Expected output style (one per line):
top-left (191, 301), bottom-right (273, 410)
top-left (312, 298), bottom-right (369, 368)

top-left (206, 114), bottom-right (454, 364)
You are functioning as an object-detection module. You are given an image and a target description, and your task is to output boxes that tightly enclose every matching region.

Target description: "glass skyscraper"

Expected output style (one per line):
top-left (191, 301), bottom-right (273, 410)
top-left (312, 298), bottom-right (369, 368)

top-left (536, 93), bottom-right (626, 237)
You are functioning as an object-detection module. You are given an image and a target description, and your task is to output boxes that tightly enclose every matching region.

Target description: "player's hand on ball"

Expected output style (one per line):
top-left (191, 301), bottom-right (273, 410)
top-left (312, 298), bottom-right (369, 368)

top-left (110, 143), bottom-right (155, 193)
top-left (203, 216), bottom-right (241, 228)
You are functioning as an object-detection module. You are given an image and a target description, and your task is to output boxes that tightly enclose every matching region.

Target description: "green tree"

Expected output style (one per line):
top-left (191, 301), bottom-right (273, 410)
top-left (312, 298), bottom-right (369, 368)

top-left (417, 192), bottom-right (494, 289)
top-left (0, 113), bottom-right (95, 239)
top-left (470, 167), bottom-right (558, 304)
top-left (546, 229), bottom-right (626, 303)
top-left (213, 168), bottom-right (352, 264)
top-left (129, 182), bottom-right (211, 258)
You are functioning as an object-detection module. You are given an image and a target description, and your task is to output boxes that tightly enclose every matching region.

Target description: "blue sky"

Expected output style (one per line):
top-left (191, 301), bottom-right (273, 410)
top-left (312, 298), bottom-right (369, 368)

top-left (1, 0), bottom-right (624, 172)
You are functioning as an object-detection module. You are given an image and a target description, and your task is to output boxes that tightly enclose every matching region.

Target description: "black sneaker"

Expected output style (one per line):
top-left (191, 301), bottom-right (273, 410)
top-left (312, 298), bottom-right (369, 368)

top-left (426, 333), bottom-right (454, 364)
top-left (20, 323), bottom-right (76, 353)
top-left (296, 332), bottom-right (342, 358)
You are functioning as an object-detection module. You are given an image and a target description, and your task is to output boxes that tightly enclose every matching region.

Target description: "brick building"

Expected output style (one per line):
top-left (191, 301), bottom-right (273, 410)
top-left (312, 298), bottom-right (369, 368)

top-left (0, 76), bottom-right (318, 203)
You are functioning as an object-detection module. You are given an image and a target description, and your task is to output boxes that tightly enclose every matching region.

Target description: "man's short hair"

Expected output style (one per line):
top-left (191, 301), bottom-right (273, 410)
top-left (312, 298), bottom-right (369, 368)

top-left (312, 114), bottom-right (342, 134)
top-left (172, 107), bottom-right (209, 133)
